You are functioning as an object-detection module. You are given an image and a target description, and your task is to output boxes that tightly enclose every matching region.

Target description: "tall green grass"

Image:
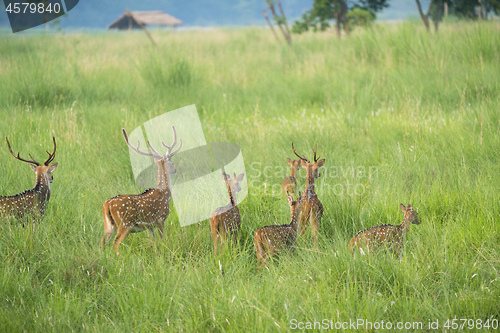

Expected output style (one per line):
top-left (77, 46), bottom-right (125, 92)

top-left (0, 21), bottom-right (499, 331)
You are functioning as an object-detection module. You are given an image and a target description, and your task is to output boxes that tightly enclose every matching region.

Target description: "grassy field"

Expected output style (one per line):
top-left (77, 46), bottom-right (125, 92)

top-left (0, 21), bottom-right (499, 332)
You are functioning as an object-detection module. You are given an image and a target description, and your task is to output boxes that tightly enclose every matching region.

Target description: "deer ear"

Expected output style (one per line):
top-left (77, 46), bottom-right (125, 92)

top-left (286, 157), bottom-right (292, 164)
top-left (407, 204), bottom-right (413, 210)
top-left (316, 159), bottom-right (326, 168)
top-left (30, 164), bottom-right (37, 172)
top-left (236, 173), bottom-right (244, 182)
top-left (48, 162), bottom-right (58, 172)
top-left (400, 203), bottom-right (406, 213)
top-left (300, 159), bottom-right (307, 167)
top-left (221, 172), bottom-right (228, 182)
top-left (287, 193), bottom-right (293, 205)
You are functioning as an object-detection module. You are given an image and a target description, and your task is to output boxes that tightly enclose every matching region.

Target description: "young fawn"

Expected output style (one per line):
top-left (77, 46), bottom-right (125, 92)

top-left (281, 158), bottom-right (302, 195)
top-left (349, 204), bottom-right (421, 256)
top-left (210, 172), bottom-right (244, 254)
top-left (102, 126), bottom-right (182, 255)
top-left (292, 143), bottom-right (325, 248)
top-left (0, 137), bottom-right (57, 225)
top-left (254, 192), bottom-right (303, 270)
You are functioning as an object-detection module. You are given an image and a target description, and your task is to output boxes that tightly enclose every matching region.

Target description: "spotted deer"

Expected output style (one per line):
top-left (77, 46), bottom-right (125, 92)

top-left (281, 158), bottom-right (302, 195)
top-left (349, 204), bottom-right (421, 256)
top-left (0, 137), bottom-right (57, 225)
top-left (254, 192), bottom-right (303, 270)
top-left (292, 143), bottom-right (325, 248)
top-left (101, 126), bottom-right (182, 255)
top-left (210, 172), bottom-right (244, 254)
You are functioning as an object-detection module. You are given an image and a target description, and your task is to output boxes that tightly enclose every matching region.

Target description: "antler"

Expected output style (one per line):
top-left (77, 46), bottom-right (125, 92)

top-left (44, 137), bottom-right (56, 165)
top-left (5, 137), bottom-right (40, 166)
top-left (122, 126), bottom-right (182, 159)
top-left (122, 129), bottom-right (160, 158)
top-left (312, 144), bottom-right (320, 162)
top-left (162, 125), bottom-right (182, 158)
top-left (291, 142), bottom-right (309, 162)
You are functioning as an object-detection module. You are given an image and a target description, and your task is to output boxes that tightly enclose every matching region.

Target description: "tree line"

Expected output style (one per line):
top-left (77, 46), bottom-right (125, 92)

top-left (270, 0), bottom-right (500, 40)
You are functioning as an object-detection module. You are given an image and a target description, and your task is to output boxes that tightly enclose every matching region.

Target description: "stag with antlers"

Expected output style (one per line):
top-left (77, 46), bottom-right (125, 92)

top-left (210, 172), bottom-right (244, 255)
top-left (0, 137), bottom-right (57, 225)
top-left (292, 143), bottom-right (325, 248)
top-left (101, 126), bottom-right (182, 255)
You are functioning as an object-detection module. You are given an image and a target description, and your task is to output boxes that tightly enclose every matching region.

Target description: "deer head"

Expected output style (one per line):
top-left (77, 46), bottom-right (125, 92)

top-left (6, 136), bottom-right (58, 185)
top-left (222, 172), bottom-right (244, 194)
top-left (122, 126), bottom-right (182, 178)
top-left (286, 158), bottom-right (302, 173)
top-left (401, 204), bottom-right (421, 225)
top-left (287, 191), bottom-right (303, 215)
top-left (292, 143), bottom-right (325, 178)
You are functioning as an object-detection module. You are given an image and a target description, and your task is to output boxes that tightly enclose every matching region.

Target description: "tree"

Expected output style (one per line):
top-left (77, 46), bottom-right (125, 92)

top-left (263, 0), bottom-right (292, 45)
top-left (415, 0), bottom-right (443, 32)
top-left (447, 0), bottom-right (499, 19)
top-left (346, 7), bottom-right (375, 29)
top-left (292, 0), bottom-right (389, 38)
top-left (418, 0), bottom-right (500, 32)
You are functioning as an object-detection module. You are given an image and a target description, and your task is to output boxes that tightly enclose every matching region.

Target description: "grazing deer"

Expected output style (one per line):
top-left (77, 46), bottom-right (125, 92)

top-left (292, 143), bottom-right (325, 248)
top-left (281, 158), bottom-right (302, 195)
top-left (349, 204), bottom-right (421, 256)
top-left (254, 192), bottom-right (303, 270)
top-left (101, 126), bottom-right (182, 255)
top-left (210, 172), bottom-right (244, 255)
top-left (0, 137), bottom-right (57, 225)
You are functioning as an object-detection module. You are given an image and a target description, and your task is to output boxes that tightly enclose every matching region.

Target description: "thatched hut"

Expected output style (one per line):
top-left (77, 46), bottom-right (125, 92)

top-left (108, 10), bottom-right (183, 30)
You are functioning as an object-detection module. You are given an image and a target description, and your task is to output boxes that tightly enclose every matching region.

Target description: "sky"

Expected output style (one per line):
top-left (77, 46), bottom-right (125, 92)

top-left (0, 0), bottom-right (424, 31)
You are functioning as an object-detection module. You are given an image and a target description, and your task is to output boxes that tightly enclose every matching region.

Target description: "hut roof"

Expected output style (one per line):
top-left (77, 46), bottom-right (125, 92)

top-left (108, 10), bottom-right (183, 29)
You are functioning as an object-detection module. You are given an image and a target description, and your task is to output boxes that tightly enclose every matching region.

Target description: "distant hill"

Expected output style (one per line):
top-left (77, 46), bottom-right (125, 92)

top-left (0, 0), bottom-right (420, 30)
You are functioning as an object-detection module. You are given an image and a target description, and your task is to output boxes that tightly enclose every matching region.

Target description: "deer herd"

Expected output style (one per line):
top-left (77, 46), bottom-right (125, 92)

top-left (1, 126), bottom-right (422, 270)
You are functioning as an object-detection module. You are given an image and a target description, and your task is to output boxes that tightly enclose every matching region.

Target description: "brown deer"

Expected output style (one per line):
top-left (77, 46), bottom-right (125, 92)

top-left (349, 204), bottom-right (421, 256)
top-left (254, 192), bottom-right (303, 270)
top-left (281, 158), bottom-right (302, 195)
top-left (101, 126), bottom-right (182, 255)
top-left (292, 143), bottom-right (325, 248)
top-left (210, 172), bottom-right (244, 254)
top-left (0, 137), bottom-right (57, 225)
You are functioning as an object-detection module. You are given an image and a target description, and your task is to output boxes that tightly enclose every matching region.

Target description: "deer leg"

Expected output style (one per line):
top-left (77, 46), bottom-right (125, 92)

top-left (113, 225), bottom-right (131, 256)
top-left (255, 233), bottom-right (264, 272)
top-left (30, 217), bottom-right (37, 233)
top-left (299, 213), bottom-right (309, 236)
top-left (147, 228), bottom-right (156, 240)
top-left (157, 218), bottom-right (165, 240)
top-left (256, 251), bottom-right (269, 272)
top-left (310, 214), bottom-right (320, 248)
top-left (219, 231), bottom-right (228, 253)
top-left (231, 228), bottom-right (239, 249)
top-left (151, 218), bottom-right (165, 254)
top-left (393, 244), bottom-right (402, 259)
top-left (101, 204), bottom-right (116, 248)
top-left (262, 253), bottom-right (270, 270)
top-left (255, 250), bottom-right (263, 272)
top-left (146, 228), bottom-right (159, 253)
top-left (232, 235), bottom-right (238, 249)
top-left (210, 220), bottom-right (220, 255)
